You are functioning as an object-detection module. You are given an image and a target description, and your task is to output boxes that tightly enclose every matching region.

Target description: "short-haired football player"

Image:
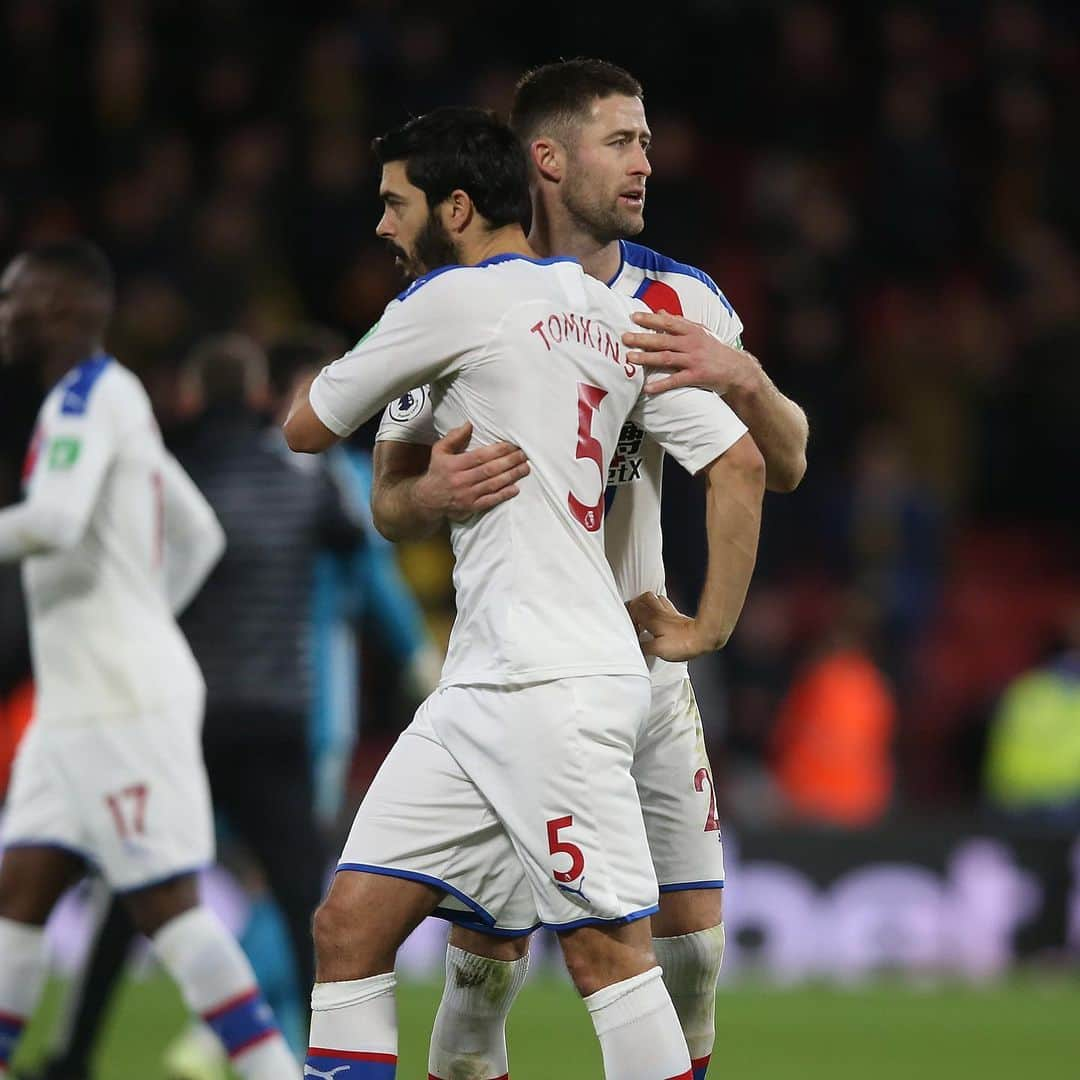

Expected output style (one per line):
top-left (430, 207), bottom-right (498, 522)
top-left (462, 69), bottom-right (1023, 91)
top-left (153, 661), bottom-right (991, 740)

top-left (0, 240), bottom-right (298, 1077)
top-left (373, 59), bottom-right (808, 1080)
top-left (285, 105), bottom-right (765, 1079)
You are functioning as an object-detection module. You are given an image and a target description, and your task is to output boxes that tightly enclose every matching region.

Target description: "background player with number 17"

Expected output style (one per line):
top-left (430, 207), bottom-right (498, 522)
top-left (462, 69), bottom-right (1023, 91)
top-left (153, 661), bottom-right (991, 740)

top-left (0, 241), bottom-right (298, 1078)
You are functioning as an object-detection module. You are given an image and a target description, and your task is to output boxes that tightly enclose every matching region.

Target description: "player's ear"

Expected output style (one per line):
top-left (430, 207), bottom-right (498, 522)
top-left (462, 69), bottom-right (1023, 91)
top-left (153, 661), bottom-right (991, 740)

top-left (443, 189), bottom-right (474, 235)
top-left (530, 137), bottom-right (563, 183)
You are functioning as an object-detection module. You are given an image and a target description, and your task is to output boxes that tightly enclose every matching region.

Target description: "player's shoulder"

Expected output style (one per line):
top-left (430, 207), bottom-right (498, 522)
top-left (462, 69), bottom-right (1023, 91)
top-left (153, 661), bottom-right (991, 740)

top-left (614, 240), bottom-right (735, 316)
top-left (392, 253), bottom-right (580, 308)
top-left (47, 354), bottom-right (146, 418)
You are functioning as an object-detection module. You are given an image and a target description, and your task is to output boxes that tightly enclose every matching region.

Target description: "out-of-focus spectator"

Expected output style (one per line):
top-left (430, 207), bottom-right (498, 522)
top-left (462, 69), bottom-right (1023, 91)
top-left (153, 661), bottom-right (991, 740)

top-left (983, 607), bottom-right (1080, 829)
top-left (265, 327), bottom-right (444, 834)
top-left (822, 421), bottom-right (943, 693)
top-left (768, 592), bottom-right (898, 827)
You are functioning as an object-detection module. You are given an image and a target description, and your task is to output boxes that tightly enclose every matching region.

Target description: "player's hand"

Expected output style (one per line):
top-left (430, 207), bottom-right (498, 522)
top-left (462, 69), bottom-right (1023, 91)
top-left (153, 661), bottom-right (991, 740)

top-left (627, 590), bottom-right (713, 662)
top-left (622, 310), bottom-right (758, 397)
top-left (415, 421), bottom-right (530, 522)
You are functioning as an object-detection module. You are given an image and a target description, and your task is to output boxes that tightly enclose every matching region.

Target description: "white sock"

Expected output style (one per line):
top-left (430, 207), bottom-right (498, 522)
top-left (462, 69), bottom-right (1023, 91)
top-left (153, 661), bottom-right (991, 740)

top-left (584, 966), bottom-right (692, 1080)
top-left (306, 973), bottom-right (397, 1076)
top-left (0, 918), bottom-right (48, 1075)
top-left (151, 906), bottom-right (297, 1076)
top-left (428, 944), bottom-right (530, 1079)
top-left (653, 925), bottom-right (726, 1078)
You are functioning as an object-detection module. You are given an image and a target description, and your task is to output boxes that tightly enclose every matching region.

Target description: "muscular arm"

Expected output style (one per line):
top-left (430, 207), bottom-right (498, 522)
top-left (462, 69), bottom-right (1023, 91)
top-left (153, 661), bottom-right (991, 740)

top-left (623, 310), bottom-right (808, 492)
top-left (628, 431), bottom-right (765, 659)
top-left (372, 423), bottom-right (529, 542)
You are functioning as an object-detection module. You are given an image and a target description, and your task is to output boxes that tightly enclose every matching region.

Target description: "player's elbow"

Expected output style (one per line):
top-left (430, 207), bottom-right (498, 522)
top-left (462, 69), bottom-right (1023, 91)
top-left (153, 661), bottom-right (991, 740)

top-left (39, 507), bottom-right (88, 553)
top-left (283, 417), bottom-right (320, 454)
top-left (766, 448), bottom-right (807, 493)
top-left (711, 431), bottom-right (767, 494)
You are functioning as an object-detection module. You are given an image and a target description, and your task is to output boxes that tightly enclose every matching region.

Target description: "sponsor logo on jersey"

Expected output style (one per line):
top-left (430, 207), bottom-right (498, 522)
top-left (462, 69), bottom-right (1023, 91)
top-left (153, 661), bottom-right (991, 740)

top-left (47, 436), bottom-right (82, 470)
top-left (607, 421), bottom-right (645, 486)
top-left (388, 386), bottom-right (427, 423)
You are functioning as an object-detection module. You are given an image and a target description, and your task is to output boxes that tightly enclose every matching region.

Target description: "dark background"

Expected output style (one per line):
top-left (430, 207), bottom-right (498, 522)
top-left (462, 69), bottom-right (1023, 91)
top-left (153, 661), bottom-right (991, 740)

top-left (2, 0), bottom-right (1078, 826)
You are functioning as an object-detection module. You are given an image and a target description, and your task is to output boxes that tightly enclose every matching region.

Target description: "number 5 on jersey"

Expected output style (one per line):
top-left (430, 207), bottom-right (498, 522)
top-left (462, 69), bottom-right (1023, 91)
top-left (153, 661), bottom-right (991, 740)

top-left (547, 815), bottom-right (586, 882)
top-left (568, 383), bottom-right (608, 532)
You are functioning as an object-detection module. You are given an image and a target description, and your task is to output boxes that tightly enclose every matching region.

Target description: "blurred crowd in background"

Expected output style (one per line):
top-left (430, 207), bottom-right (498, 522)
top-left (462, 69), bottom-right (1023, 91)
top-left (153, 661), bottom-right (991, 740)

top-left (1, 0), bottom-right (1078, 838)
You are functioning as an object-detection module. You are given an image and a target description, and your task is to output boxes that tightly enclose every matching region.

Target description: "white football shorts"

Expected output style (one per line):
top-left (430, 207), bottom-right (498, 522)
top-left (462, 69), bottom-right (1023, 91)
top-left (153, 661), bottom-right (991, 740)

top-left (338, 674), bottom-right (657, 933)
top-left (1, 696), bottom-right (215, 892)
top-left (633, 675), bottom-right (726, 892)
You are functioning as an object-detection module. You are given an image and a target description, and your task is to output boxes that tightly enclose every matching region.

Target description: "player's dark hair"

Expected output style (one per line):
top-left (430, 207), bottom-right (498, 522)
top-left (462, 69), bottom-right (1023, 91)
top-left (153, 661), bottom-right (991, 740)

top-left (267, 326), bottom-right (346, 398)
top-left (372, 106), bottom-right (531, 230)
top-left (25, 239), bottom-right (115, 298)
top-left (510, 58), bottom-right (644, 146)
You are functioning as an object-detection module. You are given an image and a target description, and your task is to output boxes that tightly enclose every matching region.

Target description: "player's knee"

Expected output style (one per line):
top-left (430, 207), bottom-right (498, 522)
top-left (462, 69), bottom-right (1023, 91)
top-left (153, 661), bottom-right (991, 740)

top-left (311, 893), bottom-right (392, 979)
top-left (449, 924), bottom-right (531, 962)
top-left (559, 927), bottom-right (657, 998)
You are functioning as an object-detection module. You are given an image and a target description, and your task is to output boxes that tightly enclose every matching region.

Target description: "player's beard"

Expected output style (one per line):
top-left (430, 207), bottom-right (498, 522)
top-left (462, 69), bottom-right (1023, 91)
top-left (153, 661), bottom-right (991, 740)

top-left (562, 168), bottom-right (646, 244)
top-left (390, 213), bottom-right (460, 281)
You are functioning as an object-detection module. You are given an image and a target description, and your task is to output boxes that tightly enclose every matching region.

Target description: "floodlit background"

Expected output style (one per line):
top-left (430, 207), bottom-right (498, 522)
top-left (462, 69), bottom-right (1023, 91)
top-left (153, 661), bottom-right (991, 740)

top-left (1, 1), bottom-right (1078, 1077)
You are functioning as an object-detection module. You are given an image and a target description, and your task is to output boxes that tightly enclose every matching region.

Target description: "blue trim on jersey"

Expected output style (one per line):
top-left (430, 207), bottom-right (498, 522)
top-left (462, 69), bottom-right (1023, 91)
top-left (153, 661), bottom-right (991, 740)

top-left (618, 241), bottom-right (734, 314)
top-left (477, 253), bottom-right (578, 268)
top-left (543, 902), bottom-right (659, 933)
top-left (58, 353), bottom-right (112, 415)
top-left (434, 907), bottom-right (541, 938)
top-left (394, 254), bottom-right (580, 303)
top-left (658, 880), bottom-right (725, 894)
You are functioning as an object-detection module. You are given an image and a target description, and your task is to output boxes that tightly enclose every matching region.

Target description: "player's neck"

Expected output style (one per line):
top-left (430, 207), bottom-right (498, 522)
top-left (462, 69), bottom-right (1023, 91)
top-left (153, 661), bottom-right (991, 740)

top-left (40, 342), bottom-right (100, 389)
top-left (464, 225), bottom-right (535, 267)
top-left (529, 212), bottom-right (621, 284)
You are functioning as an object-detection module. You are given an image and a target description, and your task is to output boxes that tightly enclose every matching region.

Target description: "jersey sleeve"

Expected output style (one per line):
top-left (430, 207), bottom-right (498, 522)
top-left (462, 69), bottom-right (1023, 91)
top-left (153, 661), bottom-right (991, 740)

top-left (160, 451), bottom-right (226, 614)
top-left (0, 379), bottom-right (120, 560)
top-left (375, 385), bottom-right (437, 446)
top-left (703, 279), bottom-right (744, 348)
top-left (308, 277), bottom-right (478, 439)
top-left (630, 377), bottom-right (749, 477)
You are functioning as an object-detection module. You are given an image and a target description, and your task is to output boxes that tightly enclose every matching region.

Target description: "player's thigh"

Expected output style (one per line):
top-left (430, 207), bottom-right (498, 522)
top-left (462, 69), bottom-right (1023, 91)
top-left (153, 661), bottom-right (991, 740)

top-left (338, 704), bottom-right (539, 937)
top-left (653, 887), bottom-right (723, 937)
top-left (52, 702), bottom-right (215, 893)
top-left (120, 871), bottom-right (200, 937)
top-left (633, 677), bottom-right (726, 898)
top-left (315, 867), bottom-right (442, 981)
top-left (431, 676), bottom-right (658, 931)
top-left (0, 844), bottom-right (85, 924)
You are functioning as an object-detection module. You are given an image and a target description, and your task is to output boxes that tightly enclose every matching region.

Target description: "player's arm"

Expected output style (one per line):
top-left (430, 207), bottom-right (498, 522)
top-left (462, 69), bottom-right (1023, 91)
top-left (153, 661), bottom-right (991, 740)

top-left (623, 309), bottom-right (808, 493)
top-left (159, 451), bottom-right (225, 614)
top-left (631, 384), bottom-right (765, 660)
top-left (373, 425), bottom-right (530, 542)
top-left (284, 283), bottom-right (474, 455)
top-left (0, 402), bottom-right (116, 561)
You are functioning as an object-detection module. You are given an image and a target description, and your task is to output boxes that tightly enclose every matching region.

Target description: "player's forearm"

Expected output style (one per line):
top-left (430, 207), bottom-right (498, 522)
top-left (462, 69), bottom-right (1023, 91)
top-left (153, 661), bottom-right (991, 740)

top-left (691, 434), bottom-right (766, 651)
top-left (166, 518), bottom-right (225, 615)
top-left (725, 356), bottom-right (808, 493)
top-left (371, 472), bottom-right (444, 542)
top-left (0, 501), bottom-right (83, 561)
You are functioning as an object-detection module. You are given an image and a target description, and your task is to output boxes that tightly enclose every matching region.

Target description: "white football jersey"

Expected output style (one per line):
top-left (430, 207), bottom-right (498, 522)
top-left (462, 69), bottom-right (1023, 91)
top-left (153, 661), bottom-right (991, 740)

top-left (311, 254), bottom-right (746, 688)
top-left (8, 356), bottom-right (207, 722)
top-left (377, 240), bottom-right (745, 685)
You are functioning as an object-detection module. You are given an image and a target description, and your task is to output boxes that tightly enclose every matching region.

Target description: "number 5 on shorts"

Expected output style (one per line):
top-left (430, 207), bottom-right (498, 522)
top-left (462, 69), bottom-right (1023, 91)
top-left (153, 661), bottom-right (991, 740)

top-left (547, 815), bottom-right (585, 882)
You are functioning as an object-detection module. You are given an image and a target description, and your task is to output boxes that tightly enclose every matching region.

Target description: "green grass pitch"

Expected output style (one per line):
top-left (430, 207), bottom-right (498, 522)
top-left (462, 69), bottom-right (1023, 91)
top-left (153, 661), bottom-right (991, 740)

top-left (13, 972), bottom-right (1080, 1078)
